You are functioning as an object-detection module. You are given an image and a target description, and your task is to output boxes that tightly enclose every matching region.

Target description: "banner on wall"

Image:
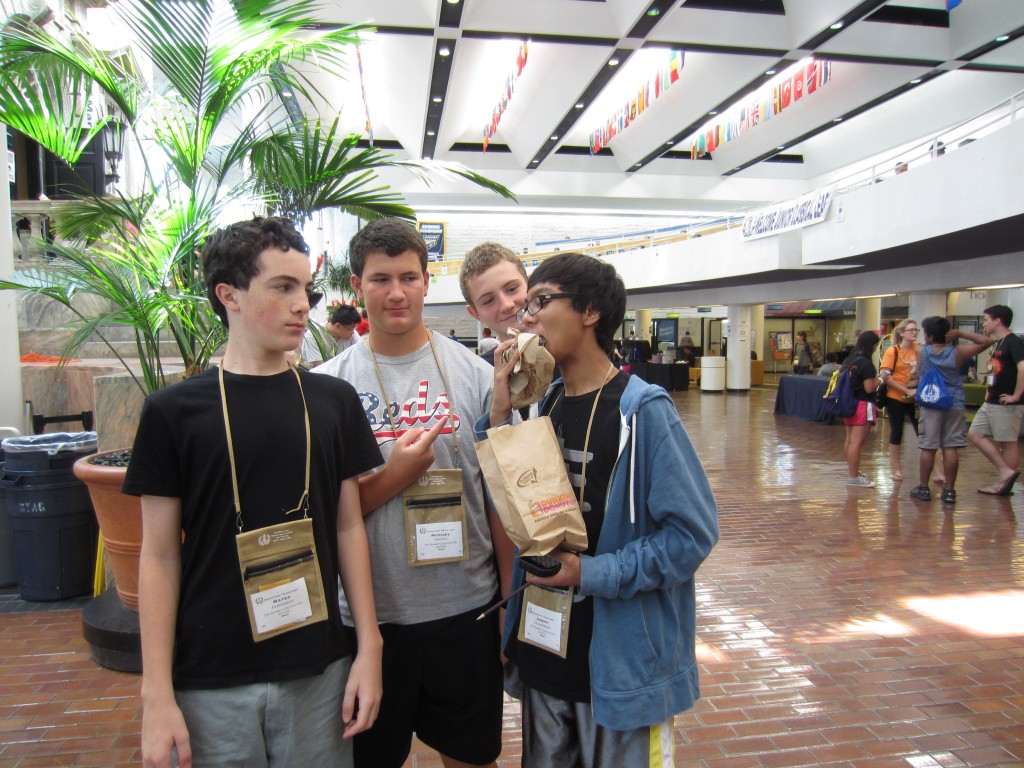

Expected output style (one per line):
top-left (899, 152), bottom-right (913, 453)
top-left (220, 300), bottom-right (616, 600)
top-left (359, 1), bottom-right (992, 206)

top-left (483, 43), bottom-right (529, 152)
top-left (418, 222), bottom-right (446, 261)
top-left (589, 50), bottom-right (684, 155)
top-left (741, 185), bottom-right (835, 241)
top-left (690, 58), bottom-right (833, 158)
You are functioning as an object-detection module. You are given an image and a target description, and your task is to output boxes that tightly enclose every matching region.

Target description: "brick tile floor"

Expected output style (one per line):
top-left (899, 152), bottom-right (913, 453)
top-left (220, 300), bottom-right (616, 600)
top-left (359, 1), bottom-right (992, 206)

top-left (1, 387), bottom-right (1022, 766)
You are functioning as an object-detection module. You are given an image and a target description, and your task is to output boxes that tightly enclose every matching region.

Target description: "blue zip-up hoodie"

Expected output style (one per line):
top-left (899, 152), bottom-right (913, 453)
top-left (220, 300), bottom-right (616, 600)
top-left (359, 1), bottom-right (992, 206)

top-left (475, 375), bottom-right (719, 730)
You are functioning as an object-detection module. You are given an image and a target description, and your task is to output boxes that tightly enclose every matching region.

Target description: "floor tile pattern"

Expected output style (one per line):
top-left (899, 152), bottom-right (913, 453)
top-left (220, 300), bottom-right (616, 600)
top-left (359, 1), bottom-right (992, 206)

top-left (0, 387), bottom-right (1021, 767)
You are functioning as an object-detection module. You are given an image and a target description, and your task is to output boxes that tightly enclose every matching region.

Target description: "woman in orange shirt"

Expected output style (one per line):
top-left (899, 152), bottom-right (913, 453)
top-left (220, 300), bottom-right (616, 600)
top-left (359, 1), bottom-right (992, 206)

top-left (878, 319), bottom-right (942, 483)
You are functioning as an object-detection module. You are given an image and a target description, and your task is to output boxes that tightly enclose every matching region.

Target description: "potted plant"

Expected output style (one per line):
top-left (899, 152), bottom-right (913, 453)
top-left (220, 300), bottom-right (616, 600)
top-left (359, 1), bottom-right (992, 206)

top-left (0, 0), bottom-right (514, 612)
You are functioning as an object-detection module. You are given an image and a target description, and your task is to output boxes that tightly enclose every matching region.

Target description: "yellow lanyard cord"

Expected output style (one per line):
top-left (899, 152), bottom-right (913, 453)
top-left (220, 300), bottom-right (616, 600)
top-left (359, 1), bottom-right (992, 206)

top-left (219, 365), bottom-right (311, 533)
top-left (366, 329), bottom-right (461, 467)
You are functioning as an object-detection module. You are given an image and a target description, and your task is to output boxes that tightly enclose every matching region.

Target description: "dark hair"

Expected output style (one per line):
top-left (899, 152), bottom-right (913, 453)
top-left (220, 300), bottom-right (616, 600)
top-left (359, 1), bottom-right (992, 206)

top-left (825, 351), bottom-right (838, 363)
top-left (528, 253), bottom-right (626, 353)
top-left (330, 305), bottom-right (361, 326)
top-left (983, 304), bottom-right (1012, 328)
top-left (202, 216), bottom-right (308, 327)
top-left (921, 315), bottom-right (950, 344)
top-left (852, 330), bottom-right (880, 358)
top-left (348, 218), bottom-right (428, 278)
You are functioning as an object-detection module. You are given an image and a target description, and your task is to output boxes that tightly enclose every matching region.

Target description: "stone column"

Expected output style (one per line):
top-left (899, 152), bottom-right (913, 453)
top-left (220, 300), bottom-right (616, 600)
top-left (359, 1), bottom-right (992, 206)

top-left (635, 309), bottom-right (653, 341)
top-left (909, 292), bottom-right (948, 325)
top-left (1, 124), bottom-right (26, 433)
top-left (726, 305), bottom-right (752, 391)
top-left (855, 297), bottom-right (882, 336)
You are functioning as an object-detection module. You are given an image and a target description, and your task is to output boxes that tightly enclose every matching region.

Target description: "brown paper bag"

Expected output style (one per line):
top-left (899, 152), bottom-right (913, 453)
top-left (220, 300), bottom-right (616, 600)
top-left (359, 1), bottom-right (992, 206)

top-left (477, 416), bottom-right (587, 556)
top-left (501, 330), bottom-right (556, 408)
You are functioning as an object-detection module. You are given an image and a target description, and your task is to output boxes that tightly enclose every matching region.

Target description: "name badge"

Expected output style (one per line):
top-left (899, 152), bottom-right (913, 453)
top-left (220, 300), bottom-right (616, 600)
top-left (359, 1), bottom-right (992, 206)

top-left (517, 584), bottom-right (573, 658)
top-left (236, 518), bottom-right (328, 642)
top-left (403, 469), bottom-right (468, 566)
top-left (252, 578), bottom-right (314, 634)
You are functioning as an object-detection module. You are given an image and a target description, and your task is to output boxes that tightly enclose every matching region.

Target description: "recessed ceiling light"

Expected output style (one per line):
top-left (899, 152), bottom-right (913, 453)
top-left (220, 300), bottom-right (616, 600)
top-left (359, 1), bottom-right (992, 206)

top-left (531, 159), bottom-right (539, 164)
top-left (424, 155), bottom-right (432, 160)
top-left (647, 8), bottom-right (660, 16)
top-left (776, 146), bottom-right (785, 150)
top-left (439, 47), bottom-right (450, 57)
top-left (910, 78), bottom-right (922, 84)
top-left (833, 117), bottom-right (843, 122)
top-left (432, 96), bottom-right (442, 102)
top-left (280, 90), bottom-right (293, 98)
top-left (830, 21), bottom-right (843, 30)
top-left (609, 58), bottom-right (620, 66)
top-left (446, 0), bottom-right (459, 4)
top-left (996, 35), bottom-right (1010, 42)
top-left (665, 140), bottom-right (674, 145)
top-left (765, 69), bottom-right (776, 76)
top-left (708, 110), bottom-right (717, 115)
top-left (550, 135), bottom-right (558, 141)
top-left (426, 130), bottom-right (435, 136)
top-left (575, 102), bottom-right (584, 109)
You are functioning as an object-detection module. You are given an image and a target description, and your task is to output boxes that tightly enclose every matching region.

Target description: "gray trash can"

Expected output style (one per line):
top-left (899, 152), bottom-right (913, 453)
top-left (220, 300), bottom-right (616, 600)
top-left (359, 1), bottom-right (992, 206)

top-left (0, 455), bottom-right (16, 588)
top-left (1, 433), bottom-right (98, 601)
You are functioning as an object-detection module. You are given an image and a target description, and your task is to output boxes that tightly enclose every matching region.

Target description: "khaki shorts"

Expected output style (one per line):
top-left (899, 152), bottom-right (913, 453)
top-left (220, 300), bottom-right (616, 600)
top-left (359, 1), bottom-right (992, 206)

top-left (969, 402), bottom-right (1024, 443)
top-left (919, 408), bottom-right (968, 450)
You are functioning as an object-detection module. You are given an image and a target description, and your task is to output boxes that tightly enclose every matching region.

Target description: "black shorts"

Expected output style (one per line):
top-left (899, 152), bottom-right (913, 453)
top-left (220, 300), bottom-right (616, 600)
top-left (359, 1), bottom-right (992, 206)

top-left (353, 600), bottom-right (504, 768)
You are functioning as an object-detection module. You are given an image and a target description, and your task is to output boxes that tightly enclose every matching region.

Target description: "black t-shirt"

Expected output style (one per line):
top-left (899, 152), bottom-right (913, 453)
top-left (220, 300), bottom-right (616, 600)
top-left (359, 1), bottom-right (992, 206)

top-left (508, 370), bottom-right (627, 703)
top-left (988, 333), bottom-right (1024, 403)
top-left (122, 367), bottom-right (382, 689)
top-left (845, 355), bottom-right (877, 401)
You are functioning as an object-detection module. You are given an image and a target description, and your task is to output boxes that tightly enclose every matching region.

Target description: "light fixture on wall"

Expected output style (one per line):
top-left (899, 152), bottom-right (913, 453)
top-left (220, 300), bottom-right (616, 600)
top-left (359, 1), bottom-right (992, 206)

top-left (102, 117), bottom-right (126, 187)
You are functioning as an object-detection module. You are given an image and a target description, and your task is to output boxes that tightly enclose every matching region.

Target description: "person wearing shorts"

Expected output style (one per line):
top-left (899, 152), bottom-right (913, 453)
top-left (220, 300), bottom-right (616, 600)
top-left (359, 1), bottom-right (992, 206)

top-left (126, 217), bottom-right (383, 768)
top-left (842, 332), bottom-right (880, 488)
top-left (968, 305), bottom-right (1024, 496)
top-left (910, 316), bottom-right (993, 504)
top-left (315, 219), bottom-right (513, 768)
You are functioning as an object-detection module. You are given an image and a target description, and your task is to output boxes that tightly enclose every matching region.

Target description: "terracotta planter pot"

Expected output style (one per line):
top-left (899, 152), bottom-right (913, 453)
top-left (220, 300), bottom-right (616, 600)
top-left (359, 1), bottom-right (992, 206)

top-left (73, 451), bottom-right (140, 612)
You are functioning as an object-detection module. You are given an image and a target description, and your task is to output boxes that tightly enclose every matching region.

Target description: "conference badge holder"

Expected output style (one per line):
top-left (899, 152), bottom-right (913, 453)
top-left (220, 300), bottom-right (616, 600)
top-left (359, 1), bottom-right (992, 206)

top-left (518, 583), bottom-right (573, 659)
top-left (236, 517), bottom-right (328, 643)
top-left (403, 468), bottom-right (468, 566)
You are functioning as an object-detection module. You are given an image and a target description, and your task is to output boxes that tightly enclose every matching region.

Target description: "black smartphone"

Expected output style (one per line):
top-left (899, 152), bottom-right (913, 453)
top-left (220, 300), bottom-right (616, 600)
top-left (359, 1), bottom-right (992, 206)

top-left (519, 554), bottom-right (562, 578)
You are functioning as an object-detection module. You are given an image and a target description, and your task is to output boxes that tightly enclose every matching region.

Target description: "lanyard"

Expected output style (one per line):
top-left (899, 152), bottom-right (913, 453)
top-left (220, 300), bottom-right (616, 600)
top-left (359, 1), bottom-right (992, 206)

top-left (366, 330), bottom-right (462, 467)
top-left (219, 365), bottom-right (311, 533)
top-left (545, 363), bottom-right (616, 514)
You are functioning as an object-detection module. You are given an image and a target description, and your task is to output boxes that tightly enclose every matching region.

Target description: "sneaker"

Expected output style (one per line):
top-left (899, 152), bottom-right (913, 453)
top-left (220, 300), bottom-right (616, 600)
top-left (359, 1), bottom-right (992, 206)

top-left (910, 485), bottom-right (932, 501)
top-left (847, 476), bottom-right (875, 488)
top-left (941, 489), bottom-right (956, 504)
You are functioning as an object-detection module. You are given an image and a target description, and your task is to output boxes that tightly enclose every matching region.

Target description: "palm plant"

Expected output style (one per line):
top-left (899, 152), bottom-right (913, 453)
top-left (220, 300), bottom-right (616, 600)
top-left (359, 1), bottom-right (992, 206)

top-left (0, 0), bottom-right (513, 394)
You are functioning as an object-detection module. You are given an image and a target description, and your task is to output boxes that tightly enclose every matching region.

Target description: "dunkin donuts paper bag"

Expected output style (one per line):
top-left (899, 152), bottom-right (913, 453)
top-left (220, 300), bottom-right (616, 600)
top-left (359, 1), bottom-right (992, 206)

top-left (477, 416), bottom-right (587, 556)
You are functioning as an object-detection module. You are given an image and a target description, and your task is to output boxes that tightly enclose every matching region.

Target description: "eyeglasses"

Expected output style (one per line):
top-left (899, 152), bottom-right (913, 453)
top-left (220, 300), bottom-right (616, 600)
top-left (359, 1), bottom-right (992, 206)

top-left (903, 327), bottom-right (918, 333)
top-left (515, 293), bottom-right (573, 325)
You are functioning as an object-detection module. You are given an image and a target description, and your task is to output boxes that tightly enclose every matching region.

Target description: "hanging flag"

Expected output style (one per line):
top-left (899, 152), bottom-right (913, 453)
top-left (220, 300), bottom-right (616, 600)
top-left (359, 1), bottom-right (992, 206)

top-left (483, 42), bottom-right (530, 153)
top-left (946, 0), bottom-right (961, 9)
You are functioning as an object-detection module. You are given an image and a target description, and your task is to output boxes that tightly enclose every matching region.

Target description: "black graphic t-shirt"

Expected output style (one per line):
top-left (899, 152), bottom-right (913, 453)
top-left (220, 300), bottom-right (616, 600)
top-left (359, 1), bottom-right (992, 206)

top-left (509, 370), bottom-right (627, 702)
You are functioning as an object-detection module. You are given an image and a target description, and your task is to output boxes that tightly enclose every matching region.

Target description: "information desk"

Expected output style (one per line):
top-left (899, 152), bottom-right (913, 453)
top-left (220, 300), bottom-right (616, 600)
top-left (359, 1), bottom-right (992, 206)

top-left (629, 362), bottom-right (689, 391)
top-left (773, 374), bottom-right (835, 423)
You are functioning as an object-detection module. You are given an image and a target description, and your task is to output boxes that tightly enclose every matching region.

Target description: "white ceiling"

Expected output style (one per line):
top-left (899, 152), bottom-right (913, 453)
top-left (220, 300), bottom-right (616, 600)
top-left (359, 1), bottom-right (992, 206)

top-left (308, 0), bottom-right (1024, 216)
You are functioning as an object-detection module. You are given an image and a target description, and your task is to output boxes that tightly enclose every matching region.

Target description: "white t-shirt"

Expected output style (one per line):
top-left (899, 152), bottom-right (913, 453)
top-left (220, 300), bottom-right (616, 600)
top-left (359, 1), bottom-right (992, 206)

top-left (478, 336), bottom-right (499, 354)
top-left (314, 336), bottom-right (497, 624)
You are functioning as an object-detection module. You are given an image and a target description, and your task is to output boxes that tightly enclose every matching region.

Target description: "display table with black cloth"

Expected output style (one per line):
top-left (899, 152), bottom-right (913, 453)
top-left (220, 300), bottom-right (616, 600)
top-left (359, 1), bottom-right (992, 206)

top-left (773, 374), bottom-right (835, 423)
top-left (630, 362), bottom-right (689, 391)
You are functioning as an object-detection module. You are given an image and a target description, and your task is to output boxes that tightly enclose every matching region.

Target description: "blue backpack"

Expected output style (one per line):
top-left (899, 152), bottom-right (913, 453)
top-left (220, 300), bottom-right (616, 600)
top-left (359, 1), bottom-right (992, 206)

top-left (823, 361), bottom-right (859, 417)
top-left (918, 359), bottom-right (953, 410)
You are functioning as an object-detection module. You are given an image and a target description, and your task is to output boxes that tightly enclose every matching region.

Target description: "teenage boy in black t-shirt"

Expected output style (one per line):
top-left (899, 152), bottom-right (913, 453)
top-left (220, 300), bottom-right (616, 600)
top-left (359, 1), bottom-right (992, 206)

top-left (124, 217), bottom-right (383, 768)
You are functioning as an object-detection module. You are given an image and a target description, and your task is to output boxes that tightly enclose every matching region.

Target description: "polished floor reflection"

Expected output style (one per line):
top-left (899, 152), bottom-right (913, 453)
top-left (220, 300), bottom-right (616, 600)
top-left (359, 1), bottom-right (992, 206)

top-left (0, 387), bottom-right (1021, 767)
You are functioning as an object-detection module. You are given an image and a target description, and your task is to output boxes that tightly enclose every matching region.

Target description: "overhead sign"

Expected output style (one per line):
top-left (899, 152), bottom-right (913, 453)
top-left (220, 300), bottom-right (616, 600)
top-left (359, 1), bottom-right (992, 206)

top-left (741, 185), bottom-right (835, 241)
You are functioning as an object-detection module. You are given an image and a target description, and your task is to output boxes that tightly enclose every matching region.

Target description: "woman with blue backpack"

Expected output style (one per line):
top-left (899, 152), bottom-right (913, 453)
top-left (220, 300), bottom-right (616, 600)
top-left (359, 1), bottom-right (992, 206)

top-left (910, 316), bottom-right (993, 504)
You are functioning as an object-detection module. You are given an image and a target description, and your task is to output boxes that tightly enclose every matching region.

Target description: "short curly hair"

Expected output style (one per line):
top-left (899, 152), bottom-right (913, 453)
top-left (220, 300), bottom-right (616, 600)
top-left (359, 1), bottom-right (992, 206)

top-left (202, 217), bottom-right (308, 327)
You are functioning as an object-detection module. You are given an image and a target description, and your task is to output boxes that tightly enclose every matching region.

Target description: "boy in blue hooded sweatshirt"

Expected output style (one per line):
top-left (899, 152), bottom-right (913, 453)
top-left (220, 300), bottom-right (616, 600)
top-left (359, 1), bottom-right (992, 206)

top-left (476, 252), bottom-right (718, 767)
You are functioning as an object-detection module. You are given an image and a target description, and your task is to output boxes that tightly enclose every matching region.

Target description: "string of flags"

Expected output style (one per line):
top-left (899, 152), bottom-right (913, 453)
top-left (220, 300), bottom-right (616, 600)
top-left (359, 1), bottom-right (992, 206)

top-left (589, 50), bottom-right (684, 155)
top-left (356, 44), bottom-right (373, 143)
top-left (690, 59), bottom-right (832, 158)
top-left (483, 42), bottom-right (529, 152)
